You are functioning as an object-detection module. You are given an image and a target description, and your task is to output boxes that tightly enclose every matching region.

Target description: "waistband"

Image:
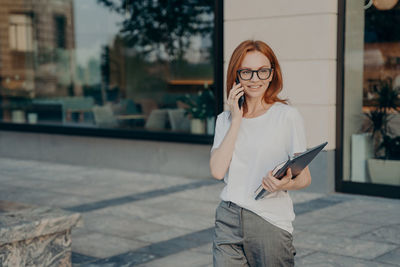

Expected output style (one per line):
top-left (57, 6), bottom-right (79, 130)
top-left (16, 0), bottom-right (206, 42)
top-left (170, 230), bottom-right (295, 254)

top-left (222, 200), bottom-right (242, 210)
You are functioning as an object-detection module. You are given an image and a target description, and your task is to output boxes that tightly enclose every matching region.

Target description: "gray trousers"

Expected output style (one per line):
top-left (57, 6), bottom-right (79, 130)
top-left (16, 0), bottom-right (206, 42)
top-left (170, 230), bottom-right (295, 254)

top-left (213, 201), bottom-right (296, 267)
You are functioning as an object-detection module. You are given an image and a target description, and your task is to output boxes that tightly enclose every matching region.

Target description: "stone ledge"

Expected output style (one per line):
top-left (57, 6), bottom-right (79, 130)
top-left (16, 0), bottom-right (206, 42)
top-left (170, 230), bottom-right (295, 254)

top-left (0, 200), bottom-right (82, 266)
top-left (0, 200), bottom-right (82, 245)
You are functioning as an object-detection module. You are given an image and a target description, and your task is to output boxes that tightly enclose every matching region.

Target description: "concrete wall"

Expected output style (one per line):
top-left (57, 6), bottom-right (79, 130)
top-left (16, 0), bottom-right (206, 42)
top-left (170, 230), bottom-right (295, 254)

top-left (0, 131), bottom-right (213, 179)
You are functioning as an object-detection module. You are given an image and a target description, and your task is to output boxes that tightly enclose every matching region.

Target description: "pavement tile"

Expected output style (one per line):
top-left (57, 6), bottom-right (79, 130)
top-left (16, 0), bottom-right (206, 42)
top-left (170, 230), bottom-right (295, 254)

top-left (295, 251), bottom-right (396, 267)
top-left (343, 208), bottom-right (400, 226)
top-left (136, 227), bottom-right (194, 243)
top-left (81, 213), bottom-right (167, 240)
top-left (289, 191), bottom-right (325, 204)
top-left (72, 232), bottom-right (149, 259)
top-left (170, 183), bottom-right (224, 203)
top-left (293, 231), bottom-right (397, 260)
top-left (375, 247), bottom-right (400, 266)
top-left (71, 251), bottom-right (98, 265)
top-left (147, 212), bottom-right (214, 231)
top-left (1, 176), bottom-right (74, 191)
top-left (136, 250), bottom-right (212, 267)
top-left (356, 224), bottom-right (400, 245)
top-left (295, 219), bottom-right (381, 237)
top-left (76, 170), bottom-right (191, 188)
top-left (48, 181), bottom-right (166, 200)
top-left (295, 199), bottom-right (376, 221)
top-left (0, 165), bottom-right (87, 182)
top-left (89, 202), bottom-right (170, 220)
top-left (84, 228), bottom-right (214, 266)
top-left (294, 247), bottom-right (315, 258)
top-left (0, 157), bottom-right (44, 170)
top-left (0, 186), bottom-right (95, 208)
top-left (293, 213), bottom-right (334, 228)
top-left (134, 196), bottom-right (219, 219)
top-left (189, 243), bottom-right (213, 255)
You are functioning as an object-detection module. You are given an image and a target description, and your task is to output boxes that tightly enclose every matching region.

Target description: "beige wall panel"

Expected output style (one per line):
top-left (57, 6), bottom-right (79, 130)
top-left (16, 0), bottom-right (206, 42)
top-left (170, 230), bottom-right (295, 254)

top-left (225, 0), bottom-right (337, 20)
top-left (279, 60), bottom-right (336, 105)
top-left (224, 14), bottom-right (337, 61)
top-left (294, 105), bottom-right (336, 150)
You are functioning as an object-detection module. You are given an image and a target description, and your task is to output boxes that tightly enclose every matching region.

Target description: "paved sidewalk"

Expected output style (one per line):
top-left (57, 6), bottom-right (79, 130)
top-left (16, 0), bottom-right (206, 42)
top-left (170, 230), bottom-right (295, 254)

top-left (0, 157), bottom-right (399, 266)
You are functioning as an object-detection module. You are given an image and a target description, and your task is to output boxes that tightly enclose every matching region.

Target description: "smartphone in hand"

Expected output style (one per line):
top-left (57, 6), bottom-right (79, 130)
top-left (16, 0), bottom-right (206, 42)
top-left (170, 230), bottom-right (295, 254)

top-left (236, 77), bottom-right (245, 109)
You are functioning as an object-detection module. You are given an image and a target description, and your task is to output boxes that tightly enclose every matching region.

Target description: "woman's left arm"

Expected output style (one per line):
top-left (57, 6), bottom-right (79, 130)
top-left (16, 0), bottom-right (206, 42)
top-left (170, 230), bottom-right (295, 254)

top-left (282, 166), bottom-right (311, 191)
top-left (262, 166), bottom-right (312, 193)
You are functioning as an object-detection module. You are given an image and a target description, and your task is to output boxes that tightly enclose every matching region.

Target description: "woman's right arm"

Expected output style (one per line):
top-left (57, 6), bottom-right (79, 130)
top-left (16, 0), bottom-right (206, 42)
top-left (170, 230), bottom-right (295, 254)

top-left (209, 119), bottom-right (241, 179)
top-left (209, 83), bottom-right (244, 180)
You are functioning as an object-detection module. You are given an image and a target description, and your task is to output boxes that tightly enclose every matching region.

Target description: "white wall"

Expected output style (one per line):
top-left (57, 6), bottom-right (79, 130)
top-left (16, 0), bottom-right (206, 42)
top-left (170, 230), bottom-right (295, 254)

top-left (224, 0), bottom-right (338, 150)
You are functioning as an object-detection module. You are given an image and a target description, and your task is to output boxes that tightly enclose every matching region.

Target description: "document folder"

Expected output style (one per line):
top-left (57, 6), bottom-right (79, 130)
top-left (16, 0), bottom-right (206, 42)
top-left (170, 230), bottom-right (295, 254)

top-left (254, 142), bottom-right (328, 200)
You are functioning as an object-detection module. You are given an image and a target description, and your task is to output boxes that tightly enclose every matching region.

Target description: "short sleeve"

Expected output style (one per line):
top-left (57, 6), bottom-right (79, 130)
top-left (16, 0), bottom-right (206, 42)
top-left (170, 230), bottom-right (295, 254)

top-left (211, 112), bottom-right (229, 154)
top-left (286, 108), bottom-right (307, 156)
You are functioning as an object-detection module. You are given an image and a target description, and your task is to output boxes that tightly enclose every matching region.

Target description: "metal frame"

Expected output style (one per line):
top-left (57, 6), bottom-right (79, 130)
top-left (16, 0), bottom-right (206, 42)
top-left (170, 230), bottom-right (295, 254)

top-left (335, 0), bottom-right (400, 199)
top-left (0, 0), bottom-right (224, 145)
top-left (214, 0), bottom-right (224, 115)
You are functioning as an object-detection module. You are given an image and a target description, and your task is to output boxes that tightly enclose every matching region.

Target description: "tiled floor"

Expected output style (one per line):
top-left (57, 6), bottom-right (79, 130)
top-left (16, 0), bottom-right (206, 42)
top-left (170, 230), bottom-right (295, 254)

top-left (0, 157), bottom-right (399, 266)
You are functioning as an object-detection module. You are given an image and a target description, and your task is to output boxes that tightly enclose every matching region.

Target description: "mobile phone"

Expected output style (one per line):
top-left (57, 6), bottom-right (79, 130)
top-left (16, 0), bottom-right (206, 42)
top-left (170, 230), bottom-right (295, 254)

top-left (236, 77), bottom-right (245, 109)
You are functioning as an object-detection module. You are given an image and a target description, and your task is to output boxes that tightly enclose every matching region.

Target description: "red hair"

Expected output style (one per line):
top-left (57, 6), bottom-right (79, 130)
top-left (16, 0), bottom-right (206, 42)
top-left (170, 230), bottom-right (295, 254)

top-left (226, 40), bottom-right (287, 114)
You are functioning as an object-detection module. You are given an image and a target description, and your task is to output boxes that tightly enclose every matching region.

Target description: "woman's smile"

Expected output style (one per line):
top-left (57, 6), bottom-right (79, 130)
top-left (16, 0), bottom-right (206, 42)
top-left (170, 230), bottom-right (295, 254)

top-left (247, 84), bottom-right (263, 90)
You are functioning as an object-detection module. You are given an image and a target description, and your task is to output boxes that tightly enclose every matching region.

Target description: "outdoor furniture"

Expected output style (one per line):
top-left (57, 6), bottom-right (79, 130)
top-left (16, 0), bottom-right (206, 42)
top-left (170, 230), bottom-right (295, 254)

top-left (144, 109), bottom-right (168, 130)
top-left (32, 97), bottom-right (95, 123)
top-left (136, 98), bottom-right (158, 119)
top-left (63, 97), bottom-right (95, 123)
top-left (167, 108), bottom-right (190, 132)
top-left (92, 105), bottom-right (118, 128)
top-left (116, 114), bottom-right (146, 128)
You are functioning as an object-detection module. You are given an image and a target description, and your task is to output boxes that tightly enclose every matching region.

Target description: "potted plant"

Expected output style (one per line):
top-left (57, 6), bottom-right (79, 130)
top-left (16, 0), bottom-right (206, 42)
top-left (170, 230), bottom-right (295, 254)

top-left (179, 89), bottom-right (215, 134)
top-left (363, 77), bottom-right (400, 185)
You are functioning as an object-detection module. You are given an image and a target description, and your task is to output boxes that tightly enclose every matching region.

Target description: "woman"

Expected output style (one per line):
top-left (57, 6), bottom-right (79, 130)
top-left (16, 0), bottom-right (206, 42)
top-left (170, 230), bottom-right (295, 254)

top-left (210, 40), bottom-right (312, 267)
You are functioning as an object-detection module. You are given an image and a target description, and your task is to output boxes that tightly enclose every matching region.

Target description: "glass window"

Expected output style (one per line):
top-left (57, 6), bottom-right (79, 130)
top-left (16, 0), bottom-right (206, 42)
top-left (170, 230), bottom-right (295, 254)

top-left (343, 0), bottom-right (400, 186)
top-left (9, 14), bottom-right (34, 52)
top-left (0, 0), bottom-right (216, 136)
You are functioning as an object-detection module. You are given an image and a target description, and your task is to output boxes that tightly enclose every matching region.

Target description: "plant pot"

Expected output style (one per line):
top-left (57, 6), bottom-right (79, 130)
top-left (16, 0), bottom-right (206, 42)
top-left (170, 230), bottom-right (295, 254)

top-left (351, 133), bottom-right (373, 182)
top-left (27, 113), bottom-right (38, 124)
top-left (206, 117), bottom-right (215, 135)
top-left (190, 118), bottom-right (205, 134)
top-left (367, 158), bottom-right (400, 186)
top-left (11, 110), bottom-right (26, 123)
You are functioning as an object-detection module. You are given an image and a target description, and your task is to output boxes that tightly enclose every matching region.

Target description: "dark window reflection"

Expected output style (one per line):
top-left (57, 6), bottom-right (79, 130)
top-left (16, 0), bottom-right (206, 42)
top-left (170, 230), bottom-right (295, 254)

top-left (0, 0), bottom-right (216, 135)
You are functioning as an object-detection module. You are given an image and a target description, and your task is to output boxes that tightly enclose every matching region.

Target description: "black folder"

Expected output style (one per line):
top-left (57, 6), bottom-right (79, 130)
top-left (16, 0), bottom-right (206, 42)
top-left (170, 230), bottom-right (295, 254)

top-left (254, 142), bottom-right (328, 200)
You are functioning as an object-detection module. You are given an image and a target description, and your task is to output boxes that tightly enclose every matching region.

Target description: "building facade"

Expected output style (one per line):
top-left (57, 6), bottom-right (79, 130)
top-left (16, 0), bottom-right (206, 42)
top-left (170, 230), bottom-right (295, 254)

top-left (0, 0), bottom-right (399, 198)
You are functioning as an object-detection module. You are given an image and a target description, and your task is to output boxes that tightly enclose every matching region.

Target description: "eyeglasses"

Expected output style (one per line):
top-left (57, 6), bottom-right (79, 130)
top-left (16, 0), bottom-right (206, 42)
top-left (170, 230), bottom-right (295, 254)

top-left (237, 68), bottom-right (273, 80)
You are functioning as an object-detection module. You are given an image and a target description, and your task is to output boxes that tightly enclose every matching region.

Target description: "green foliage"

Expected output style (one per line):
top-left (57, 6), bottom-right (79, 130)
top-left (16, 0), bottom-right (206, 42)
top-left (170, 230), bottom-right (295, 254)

top-left (179, 89), bottom-right (215, 119)
top-left (364, 77), bottom-right (400, 159)
top-left (96, 0), bottom-right (214, 60)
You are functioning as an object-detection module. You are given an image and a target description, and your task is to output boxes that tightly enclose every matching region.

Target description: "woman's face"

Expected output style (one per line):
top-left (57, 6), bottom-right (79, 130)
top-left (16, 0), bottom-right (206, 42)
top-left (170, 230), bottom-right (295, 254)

top-left (239, 51), bottom-right (273, 100)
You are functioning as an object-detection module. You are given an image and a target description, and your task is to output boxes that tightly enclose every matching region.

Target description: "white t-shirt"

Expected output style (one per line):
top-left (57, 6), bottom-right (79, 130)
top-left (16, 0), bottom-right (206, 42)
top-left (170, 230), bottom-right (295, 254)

top-left (211, 102), bottom-right (307, 233)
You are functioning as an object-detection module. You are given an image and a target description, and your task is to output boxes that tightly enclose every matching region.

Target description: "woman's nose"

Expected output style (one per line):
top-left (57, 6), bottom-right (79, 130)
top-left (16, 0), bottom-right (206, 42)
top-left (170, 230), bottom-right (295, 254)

top-left (250, 72), bottom-right (260, 82)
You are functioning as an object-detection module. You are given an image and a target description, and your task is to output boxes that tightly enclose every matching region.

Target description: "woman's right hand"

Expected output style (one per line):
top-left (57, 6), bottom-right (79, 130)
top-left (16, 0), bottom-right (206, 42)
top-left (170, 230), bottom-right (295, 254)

top-left (227, 83), bottom-right (244, 122)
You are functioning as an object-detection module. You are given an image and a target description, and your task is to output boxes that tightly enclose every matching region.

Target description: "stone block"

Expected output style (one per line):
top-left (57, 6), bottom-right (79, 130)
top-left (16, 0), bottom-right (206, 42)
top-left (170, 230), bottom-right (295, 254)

top-left (0, 200), bottom-right (82, 267)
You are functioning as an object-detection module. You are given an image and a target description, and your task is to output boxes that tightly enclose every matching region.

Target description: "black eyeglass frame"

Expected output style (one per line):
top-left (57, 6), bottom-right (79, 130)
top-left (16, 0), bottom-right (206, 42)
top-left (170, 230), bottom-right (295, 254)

top-left (237, 67), bottom-right (274, 80)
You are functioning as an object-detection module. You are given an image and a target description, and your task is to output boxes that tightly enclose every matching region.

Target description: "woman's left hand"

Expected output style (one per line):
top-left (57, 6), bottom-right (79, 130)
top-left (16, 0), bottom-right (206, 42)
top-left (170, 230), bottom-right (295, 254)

top-left (262, 168), bottom-right (293, 193)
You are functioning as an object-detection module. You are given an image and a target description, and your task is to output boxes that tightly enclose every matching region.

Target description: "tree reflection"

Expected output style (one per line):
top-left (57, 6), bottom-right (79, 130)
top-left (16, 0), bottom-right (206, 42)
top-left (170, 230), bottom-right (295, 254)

top-left (96, 0), bottom-right (214, 61)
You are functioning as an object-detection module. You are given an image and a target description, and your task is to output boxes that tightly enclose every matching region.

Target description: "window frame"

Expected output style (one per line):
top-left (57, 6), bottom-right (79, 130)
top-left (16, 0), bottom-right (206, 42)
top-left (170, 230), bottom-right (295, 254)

top-left (9, 13), bottom-right (34, 52)
top-left (335, 0), bottom-right (400, 199)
